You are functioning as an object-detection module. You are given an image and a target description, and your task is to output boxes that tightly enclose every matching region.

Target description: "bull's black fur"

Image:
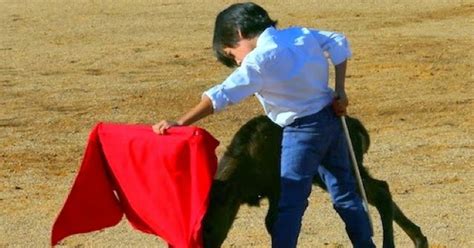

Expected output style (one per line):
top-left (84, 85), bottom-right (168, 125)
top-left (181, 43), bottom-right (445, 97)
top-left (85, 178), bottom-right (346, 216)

top-left (202, 115), bottom-right (428, 248)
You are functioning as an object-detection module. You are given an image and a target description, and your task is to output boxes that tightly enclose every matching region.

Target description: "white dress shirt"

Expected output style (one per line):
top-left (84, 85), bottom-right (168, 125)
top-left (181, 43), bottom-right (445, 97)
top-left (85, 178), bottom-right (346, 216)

top-left (204, 26), bottom-right (352, 126)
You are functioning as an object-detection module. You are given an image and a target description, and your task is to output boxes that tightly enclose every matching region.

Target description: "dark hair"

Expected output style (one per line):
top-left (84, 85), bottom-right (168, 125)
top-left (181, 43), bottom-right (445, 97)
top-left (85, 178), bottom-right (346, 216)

top-left (212, 2), bottom-right (277, 67)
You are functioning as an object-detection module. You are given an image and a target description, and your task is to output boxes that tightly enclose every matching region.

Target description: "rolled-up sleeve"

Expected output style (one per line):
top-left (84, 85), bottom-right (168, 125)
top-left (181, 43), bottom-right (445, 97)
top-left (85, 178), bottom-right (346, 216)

top-left (311, 30), bottom-right (352, 65)
top-left (203, 61), bottom-right (263, 112)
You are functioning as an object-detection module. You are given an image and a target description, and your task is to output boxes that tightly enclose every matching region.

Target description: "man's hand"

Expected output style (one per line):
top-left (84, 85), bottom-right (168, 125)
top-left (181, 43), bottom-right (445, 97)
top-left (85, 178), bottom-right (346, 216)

top-left (152, 120), bottom-right (181, 134)
top-left (152, 95), bottom-right (214, 135)
top-left (332, 93), bottom-right (349, 116)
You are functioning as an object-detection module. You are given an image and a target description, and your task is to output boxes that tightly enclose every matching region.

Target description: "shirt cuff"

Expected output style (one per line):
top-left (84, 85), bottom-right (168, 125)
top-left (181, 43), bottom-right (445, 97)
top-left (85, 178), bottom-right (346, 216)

top-left (327, 38), bottom-right (352, 65)
top-left (203, 85), bottom-right (231, 113)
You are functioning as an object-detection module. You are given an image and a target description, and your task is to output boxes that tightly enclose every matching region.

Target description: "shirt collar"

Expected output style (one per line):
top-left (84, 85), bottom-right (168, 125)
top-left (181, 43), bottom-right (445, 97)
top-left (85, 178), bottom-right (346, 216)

top-left (256, 26), bottom-right (277, 48)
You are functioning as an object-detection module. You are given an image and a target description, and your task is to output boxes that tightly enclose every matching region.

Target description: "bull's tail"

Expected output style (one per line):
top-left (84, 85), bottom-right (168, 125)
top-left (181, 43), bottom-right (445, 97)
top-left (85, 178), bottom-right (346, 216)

top-left (347, 116), bottom-right (371, 154)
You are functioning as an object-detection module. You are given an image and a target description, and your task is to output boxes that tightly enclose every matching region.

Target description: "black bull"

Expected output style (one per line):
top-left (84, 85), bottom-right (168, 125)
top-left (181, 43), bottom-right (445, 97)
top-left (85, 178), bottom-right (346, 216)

top-left (201, 115), bottom-right (428, 248)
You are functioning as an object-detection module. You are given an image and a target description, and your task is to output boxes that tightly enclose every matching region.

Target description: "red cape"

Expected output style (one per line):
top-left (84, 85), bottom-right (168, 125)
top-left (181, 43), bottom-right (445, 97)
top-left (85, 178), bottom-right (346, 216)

top-left (51, 123), bottom-right (219, 248)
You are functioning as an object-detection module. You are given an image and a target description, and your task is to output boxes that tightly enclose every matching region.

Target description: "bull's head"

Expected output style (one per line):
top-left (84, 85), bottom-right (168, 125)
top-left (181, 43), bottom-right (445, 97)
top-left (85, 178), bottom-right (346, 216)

top-left (202, 180), bottom-right (241, 248)
top-left (201, 116), bottom-right (283, 247)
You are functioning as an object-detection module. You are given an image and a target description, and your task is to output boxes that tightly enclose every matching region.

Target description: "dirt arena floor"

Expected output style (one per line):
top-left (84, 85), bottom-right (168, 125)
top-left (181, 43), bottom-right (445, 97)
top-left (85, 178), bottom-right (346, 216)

top-left (1, 0), bottom-right (473, 247)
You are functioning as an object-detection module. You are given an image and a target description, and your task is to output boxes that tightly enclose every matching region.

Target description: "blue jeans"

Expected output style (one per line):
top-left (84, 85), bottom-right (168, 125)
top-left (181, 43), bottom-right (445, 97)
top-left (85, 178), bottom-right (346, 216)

top-left (270, 106), bottom-right (375, 248)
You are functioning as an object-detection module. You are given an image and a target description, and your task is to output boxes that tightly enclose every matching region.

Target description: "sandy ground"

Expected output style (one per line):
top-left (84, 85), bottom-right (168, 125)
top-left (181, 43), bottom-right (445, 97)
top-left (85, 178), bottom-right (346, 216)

top-left (1, 0), bottom-right (473, 247)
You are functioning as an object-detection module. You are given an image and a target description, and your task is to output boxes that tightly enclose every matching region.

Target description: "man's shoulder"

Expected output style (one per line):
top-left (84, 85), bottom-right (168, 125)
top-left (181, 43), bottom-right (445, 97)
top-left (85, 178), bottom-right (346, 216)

top-left (246, 42), bottom-right (283, 69)
top-left (247, 26), bottom-right (318, 67)
top-left (278, 26), bottom-right (316, 37)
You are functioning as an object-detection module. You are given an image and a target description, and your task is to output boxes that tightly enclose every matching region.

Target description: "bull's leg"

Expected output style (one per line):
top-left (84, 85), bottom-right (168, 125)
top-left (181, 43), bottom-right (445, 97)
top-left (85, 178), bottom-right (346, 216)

top-left (392, 202), bottom-right (429, 248)
top-left (364, 177), bottom-right (396, 248)
top-left (265, 194), bottom-right (279, 234)
top-left (364, 176), bottom-right (429, 248)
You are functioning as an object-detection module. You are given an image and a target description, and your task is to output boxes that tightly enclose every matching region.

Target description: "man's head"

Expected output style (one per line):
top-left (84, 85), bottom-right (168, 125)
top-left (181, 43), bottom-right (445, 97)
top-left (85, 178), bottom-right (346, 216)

top-left (213, 2), bottom-right (277, 67)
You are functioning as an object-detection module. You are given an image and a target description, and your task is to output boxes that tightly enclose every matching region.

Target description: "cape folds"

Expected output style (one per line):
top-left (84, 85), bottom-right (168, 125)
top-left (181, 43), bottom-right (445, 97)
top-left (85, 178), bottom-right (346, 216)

top-left (51, 123), bottom-right (219, 247)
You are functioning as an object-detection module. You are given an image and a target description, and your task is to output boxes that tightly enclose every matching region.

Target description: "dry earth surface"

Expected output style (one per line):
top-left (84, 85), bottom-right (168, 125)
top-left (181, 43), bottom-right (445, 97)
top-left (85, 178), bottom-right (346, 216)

top-left (1, 0), bottom-right (473, 247)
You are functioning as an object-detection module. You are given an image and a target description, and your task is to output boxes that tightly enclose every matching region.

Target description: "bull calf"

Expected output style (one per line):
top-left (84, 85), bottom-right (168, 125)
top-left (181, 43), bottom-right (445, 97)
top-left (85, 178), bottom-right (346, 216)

top-left (202, 115), bottom-right (428, 248)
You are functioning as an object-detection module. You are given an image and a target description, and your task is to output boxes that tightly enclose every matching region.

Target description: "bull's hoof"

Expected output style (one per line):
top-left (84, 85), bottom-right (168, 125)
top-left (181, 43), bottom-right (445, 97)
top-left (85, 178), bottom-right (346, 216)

top-left (415, 236), bottom-right (428, 248)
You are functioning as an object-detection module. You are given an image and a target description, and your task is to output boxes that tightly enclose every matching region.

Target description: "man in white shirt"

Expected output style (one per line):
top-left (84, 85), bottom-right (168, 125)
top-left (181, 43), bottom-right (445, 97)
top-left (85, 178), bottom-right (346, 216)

top-left (154, 2), bottom-right (375, 248)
